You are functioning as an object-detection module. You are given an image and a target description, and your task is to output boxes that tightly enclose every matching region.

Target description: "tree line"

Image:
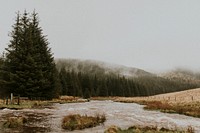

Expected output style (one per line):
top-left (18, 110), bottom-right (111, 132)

top-left (0, 11), bottom-right (199, 100)
top-left (58, 66), bottom-right (200, 98)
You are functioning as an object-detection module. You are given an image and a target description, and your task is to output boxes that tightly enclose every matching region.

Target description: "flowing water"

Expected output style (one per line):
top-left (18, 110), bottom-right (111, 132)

top-left (0, 100), bottom-right (200, 133)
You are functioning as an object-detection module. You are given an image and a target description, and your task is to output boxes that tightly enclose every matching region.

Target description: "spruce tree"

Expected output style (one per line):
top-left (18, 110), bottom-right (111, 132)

top-left (0, 54), bottom-right (7, 97)
top-left (59, 67), bottom-right (68, 95)
top-left (3, 11), bottom-right (58, 99)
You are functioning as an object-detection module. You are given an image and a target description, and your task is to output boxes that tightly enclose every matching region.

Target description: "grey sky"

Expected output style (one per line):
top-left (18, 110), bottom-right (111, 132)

top-left (1, 0), bottom-right (200, 72)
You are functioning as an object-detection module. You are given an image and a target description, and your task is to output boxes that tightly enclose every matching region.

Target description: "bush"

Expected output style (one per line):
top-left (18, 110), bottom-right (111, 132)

top-left (62, 114), bottom-right (106, 130)
top-left (3, 116), bottom-right (27, 128)
top-left (104, 125), bottom-right (120, 133)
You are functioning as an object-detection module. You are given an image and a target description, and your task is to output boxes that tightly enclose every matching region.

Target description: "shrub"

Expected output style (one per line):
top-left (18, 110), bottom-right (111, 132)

top-left (3, 116), bottom-right (27, 128)
top-left (62, 114), bottom-right (106, 130)
top-left (104, 125), bottom-right (120, 133)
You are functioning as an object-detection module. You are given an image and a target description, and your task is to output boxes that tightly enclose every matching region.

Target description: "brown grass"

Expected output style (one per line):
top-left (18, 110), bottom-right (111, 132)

top-left (115, 88), bottom-right (200, 104)
top-left (144, 101), bottom-right (200, 118)
top-left (52, 96), bottom-right (88, 104)
top-left (115, 88), bottom-right (200, 118)
top-left (59, 96), bottom-right (76, 101)
top-left (91, 97), bottom-right (118, 101)
top-left (0, 96), bottom-right (88, 110)
top-left (3, 116), bottom-right (27, 128)
top-left (116, 98), bottom-right (200, 118)
top-left (105, 125), bottom-right (195, 133)
top-left (0, 100), bottom-right (54, 110)
top-left (62, 114), bottom-right (106, 130)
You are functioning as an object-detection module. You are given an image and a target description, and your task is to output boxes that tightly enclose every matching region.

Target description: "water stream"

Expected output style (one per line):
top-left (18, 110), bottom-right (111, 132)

top-left (1, 100), bottom-right (200, 133)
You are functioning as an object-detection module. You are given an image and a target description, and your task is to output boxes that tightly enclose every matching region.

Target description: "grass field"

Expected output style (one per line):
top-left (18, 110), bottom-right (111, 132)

top-left (115, 88), bottom-right (200, 118)
top-left (0, 96), bottom-right (88, 110)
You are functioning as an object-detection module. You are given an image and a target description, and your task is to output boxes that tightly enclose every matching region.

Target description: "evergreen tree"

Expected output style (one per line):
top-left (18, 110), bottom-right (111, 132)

top-left (0, 54), bottom-right (7, 97)
top-left (59, 67), bottom-right (68, 95)
top-left (83, 88), bottom-right (90, 99)
top-left (3, 11), bottom-right (58, 99)
top-left (53, 68), bottom-right (62, 98)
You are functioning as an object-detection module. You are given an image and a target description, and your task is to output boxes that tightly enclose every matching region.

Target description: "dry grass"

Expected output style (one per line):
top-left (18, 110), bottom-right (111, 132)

top-left (115, 88), bottom-right (200, 118)
top-left (0, 99), bottom-right (3, 104)
top-left (116, 99), bottom-right (200, 118)
top-left (62, 114), bottom-right (106, 130)
top-left (52, 96), bottom-right (88, 104)
top-left (150, 88), bottom-right (200, 104)
top-left (115, 88), bottom-right (200, 104)
top-left (0, 112), bottom-right (51, 132)
top-left (91, 97), bottom-right (118, 101)
top-left (143, 101), bottom-right (173, 111)
top-left (0, 96), bottom-right (88, 109)
top-left (105, 125), bottom-right (195, 133)
top-left (105, 125), bottom-right (121, 133)
top-left (0, 100), bottom-right (53, 109)
top-left (2, 116), bottom-right (27, 128)
top-left (59, 96), bottom-right (76, 101)
top-left (143, 101), bottom-right (200, 117)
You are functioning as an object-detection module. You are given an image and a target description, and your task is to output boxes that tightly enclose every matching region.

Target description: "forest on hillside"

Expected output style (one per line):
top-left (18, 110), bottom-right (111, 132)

top-left (0, 11), bottom-right (200, 100)
top-left (57, 62), bottom-right (200, 98)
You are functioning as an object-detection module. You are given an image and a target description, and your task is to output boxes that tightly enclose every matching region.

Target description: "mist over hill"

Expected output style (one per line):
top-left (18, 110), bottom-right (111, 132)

top-left (161, 68), bottom-right (200, 85)
top-left (56, 58), bottom-right (200, 80)
top-left (55, 58), bottom-right (154, 78)
top-left (55, 58), bottom-right (200, 97)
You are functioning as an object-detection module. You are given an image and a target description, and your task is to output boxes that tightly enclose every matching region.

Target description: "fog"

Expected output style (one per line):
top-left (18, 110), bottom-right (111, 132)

top-left (1, 0), bottom-right (200, 72)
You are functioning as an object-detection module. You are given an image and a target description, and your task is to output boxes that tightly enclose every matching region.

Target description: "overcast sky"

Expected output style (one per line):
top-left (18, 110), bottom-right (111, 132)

top-left (1, 0), bottom-right (200, 72)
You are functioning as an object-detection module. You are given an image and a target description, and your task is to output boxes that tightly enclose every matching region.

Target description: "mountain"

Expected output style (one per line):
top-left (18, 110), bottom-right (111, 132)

top-left (55, 58), bottom-right (154, 78)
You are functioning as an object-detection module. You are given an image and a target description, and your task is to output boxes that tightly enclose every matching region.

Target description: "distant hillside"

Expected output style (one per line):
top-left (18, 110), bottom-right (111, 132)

top-left (151, 88), bottom-right (200, 104)
top-left (55, 58), bottom-right (154, 78)
top-left (161, 68), bottom-right (200, 85)
top-left (55, 58), bottom-right (200, 97)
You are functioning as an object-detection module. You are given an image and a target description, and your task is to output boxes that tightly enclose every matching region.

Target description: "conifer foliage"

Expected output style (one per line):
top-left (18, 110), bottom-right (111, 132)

top-left (2, 11), bottom-right (58, 99)
top-left (0, 54), bottom-right (6, 97)
top-left (57, 66), bottom-right (200, 98)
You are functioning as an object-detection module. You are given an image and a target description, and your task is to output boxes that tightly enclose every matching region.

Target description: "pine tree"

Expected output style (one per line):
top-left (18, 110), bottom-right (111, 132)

top-left (59, 67), bottom-right (68, 95)
top-left (3, 11), bottom-right (58, 99)
top-left (0, 54), bottom-right (7, 97)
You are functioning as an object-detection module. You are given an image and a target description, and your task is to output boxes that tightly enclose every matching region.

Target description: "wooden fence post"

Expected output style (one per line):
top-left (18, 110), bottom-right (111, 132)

top-left (17, 95), bottom-right (20, 105)
top-left (6, 97), bottom-right (8, 105)
top-left (10, 93), bottom-right (13, 104)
